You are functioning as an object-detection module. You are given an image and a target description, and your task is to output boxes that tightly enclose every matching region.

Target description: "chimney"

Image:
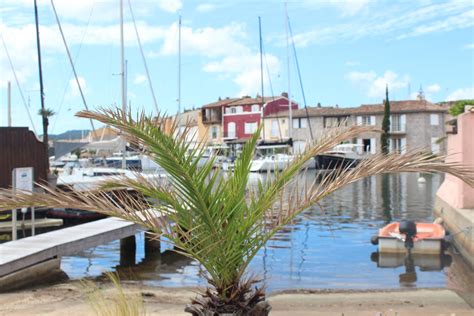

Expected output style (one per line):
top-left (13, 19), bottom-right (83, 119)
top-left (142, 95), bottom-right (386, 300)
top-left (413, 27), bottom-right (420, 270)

top-left (281, 92), bottom-right (288, 98)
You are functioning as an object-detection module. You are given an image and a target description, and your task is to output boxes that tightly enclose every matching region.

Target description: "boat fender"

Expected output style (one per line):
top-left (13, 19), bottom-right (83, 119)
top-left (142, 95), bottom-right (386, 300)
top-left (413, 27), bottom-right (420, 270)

top-left (370, 235), bottom-right (379, 245)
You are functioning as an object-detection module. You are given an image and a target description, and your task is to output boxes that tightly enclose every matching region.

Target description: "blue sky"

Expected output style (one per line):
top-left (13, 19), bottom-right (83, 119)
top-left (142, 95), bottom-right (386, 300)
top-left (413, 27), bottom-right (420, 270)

top-left (1, 0), bottom-right (473, 134)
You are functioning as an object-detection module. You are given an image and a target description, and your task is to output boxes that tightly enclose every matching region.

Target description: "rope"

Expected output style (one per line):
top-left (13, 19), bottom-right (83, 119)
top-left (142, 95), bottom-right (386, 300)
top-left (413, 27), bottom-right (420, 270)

top-left (50, 0), bottom-right (96, 132)
top-left (262, 43), bottom-right (283, 140)
top-left (127, 0), bottom-right (159, 114)
top-left (0, 34), bottom-right (37, 134)
top-left (287, 14), bottom-right (313, 140)
top-left (51, 0), bottom-right (95, 134)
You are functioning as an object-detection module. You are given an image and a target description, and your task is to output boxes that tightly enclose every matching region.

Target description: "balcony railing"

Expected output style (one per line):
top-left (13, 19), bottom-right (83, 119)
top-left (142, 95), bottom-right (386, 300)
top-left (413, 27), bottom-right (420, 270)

top-left (223, 132), bottom-right (237, 139)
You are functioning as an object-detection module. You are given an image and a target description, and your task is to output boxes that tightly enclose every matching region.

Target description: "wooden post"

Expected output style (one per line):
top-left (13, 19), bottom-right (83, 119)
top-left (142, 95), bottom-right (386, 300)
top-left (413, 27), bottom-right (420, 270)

top-left (119, 235), bottom-right (136, 266)
top-left (144, 232), bottom-right (160, 260)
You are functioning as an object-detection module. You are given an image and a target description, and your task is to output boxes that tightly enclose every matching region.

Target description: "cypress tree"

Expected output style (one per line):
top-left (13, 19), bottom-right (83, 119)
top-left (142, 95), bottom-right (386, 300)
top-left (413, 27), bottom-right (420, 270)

top-left (381, 85), bottom-right (391, 154)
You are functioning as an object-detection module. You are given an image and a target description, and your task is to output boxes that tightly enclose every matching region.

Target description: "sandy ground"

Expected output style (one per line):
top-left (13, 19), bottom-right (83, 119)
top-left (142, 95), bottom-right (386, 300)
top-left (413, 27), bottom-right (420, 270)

top-left (0, 282), bottom-right (472, 316)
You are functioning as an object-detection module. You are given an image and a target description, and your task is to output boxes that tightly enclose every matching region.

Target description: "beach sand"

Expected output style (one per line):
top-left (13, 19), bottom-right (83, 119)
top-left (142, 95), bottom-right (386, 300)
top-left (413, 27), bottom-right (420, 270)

top-left (0, 281), bottom-right (472, 315)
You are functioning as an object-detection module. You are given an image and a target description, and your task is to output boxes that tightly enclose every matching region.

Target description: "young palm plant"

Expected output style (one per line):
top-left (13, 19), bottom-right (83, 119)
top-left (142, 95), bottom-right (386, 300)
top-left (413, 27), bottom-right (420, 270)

top-left (1, 108), bottom-right (473, 316)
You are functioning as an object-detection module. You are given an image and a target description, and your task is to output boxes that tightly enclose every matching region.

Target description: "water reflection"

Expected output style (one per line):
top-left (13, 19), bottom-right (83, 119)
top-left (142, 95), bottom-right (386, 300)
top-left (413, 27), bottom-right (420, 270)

top-left (60, 172), bottom-right (464, 292)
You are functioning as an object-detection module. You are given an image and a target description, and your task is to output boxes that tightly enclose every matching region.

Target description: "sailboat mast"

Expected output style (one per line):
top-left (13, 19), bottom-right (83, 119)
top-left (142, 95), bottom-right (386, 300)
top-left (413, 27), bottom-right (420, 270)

top-left (34, 0), bottom-right (49, 171)
top-left (120, 0), bottom-right (126, 169)
top-left (178, 15), bottom-right (182, 114)
top-left (259, 16), bottom-right (265, 140)
top-left (285, 3), bottom-right (292, 147)
top-left (7, 81), bottom-right (11, 127)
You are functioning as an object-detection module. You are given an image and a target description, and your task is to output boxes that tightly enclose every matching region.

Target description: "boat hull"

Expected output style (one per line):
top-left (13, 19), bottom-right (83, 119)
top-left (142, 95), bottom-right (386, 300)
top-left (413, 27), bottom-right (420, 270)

top-left (314, 154), bottom-right (358, 170)
top-left (376, 222), bottom-right (445, 254)
top-left (378, 237), bottom-right (443, 254)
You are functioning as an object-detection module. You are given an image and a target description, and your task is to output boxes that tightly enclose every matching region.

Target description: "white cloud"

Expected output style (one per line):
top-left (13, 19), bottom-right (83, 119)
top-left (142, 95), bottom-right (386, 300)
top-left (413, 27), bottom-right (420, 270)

top-left (464, 43), bottom-right (474, 49)
top-left (426, 84), bottom-right (441, 94)
top-left (196, 3), bottom-right (217, 13)
top-left (66, 76), bottom-right (87, 99)
top-left (204, 53), bottom-right (280, 97)
top-left (345, 70), bottom-right (410, 98)
top-left (397, 9), bottom-right (474, 39)
top-left (446, 87), bottom-right (474, 101)
top-left (311, 0), bottom-right (372, 17)
top-left (157, 0), bottom-right (182, 13)
top-left (133, 74), bottom-right (147, 85)
top-left (156, 22), bottom-right (248, 58)
top-left (284, 1), bottom-right (473, 47)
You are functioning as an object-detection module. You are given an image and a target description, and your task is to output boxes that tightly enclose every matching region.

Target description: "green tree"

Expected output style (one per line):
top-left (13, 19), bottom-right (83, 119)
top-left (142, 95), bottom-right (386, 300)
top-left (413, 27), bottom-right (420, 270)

top-left (1, 108), bottom-right (473, 315)
top-left (448, 99), bottom-right (474, 117)
top-left (381, 85), bottom-right (391, 154)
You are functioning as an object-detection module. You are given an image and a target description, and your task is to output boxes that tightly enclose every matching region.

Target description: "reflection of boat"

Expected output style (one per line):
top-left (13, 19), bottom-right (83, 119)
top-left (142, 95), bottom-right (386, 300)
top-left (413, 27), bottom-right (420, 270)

top-left (371, 220), bottom-right (446, 254)
top-left (370, 252), bottom-right (452, 271)
top-left (370, 251), bottom-right (452, 285)
top-left (314, 144), bottom-right (366, 170)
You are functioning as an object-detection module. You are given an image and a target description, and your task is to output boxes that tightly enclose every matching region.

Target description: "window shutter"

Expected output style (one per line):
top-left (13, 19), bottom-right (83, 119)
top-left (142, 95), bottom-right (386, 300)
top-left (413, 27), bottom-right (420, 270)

top-left (370, 138), bottom-right (377, 154)
top-left (370, 115), bottom-right (376, 126)
top-left (401, 114), bottom-right (406, 132)
top-left (356, 116), bottom-right (362, 126)
top-left (401, 138), bottom-right (406, 154)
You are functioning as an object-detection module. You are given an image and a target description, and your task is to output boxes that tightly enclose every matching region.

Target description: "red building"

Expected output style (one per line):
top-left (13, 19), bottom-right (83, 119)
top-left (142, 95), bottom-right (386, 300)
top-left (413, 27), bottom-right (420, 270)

top-left (220, 94), bottom-right (297, 143)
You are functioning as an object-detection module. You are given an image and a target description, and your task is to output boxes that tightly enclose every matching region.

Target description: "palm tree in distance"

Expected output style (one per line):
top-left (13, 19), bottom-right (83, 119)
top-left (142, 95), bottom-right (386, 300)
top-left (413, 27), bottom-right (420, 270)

top-left (38, 108), bottom-right (55, 172)
top-left (1, 108), bottom-right (473, 315)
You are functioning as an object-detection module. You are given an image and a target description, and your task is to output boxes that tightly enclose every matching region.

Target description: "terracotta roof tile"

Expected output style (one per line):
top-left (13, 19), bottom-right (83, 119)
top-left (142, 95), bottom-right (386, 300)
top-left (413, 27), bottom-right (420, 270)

top-left (202, 98), bottom-right (240, 109)
top-left (227, 96), bottom-right (284, 106)
top-left (266, 100), bottom-right (449, 118)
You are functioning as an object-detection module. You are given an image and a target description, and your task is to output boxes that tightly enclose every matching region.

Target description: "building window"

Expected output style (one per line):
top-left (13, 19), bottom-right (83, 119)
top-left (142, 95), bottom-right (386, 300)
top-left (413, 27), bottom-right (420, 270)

top-left (324, 116), bottom-right (349, 128)
top-left (271, 120), bottom-right (279, 137)
top-left (356, 115), bottom-right (376, 126)
top-left (390, 114), bottom-right (406, 132)
top-left (390, 137), bottom-right (406, 154)
top-left (430, 114), bottom-right (439, 126)
top-left (292, 118), bottom-right (307, 129)
top-left (231, 107), bottom-right (237, 114)
top-left (211, 126), bottom-right (218, 139)
top-left (236, 106), bottom-right (243, 113)
top-left (245, 122), bottom-right (258, 134)
top-left (251, 104), bottom-right (260, 112)
top-left (227, 122), bottom-right (236, 138)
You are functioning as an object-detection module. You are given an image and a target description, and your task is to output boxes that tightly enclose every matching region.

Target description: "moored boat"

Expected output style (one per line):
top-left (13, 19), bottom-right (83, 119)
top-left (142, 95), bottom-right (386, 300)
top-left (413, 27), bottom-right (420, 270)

top-left (371, 220), bottom-right (446, 255)
top-left (314, 143), bottom-right (366, 170)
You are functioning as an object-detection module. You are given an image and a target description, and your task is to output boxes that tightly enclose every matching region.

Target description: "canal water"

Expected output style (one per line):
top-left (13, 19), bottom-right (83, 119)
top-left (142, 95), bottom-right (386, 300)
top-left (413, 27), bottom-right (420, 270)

top-left (58, 172), bottom-right (470, 292)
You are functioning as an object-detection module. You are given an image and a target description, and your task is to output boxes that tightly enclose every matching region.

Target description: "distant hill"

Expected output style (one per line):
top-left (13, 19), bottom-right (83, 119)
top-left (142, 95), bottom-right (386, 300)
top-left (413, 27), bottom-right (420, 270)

top-left (45, 130), bottom-right (91, 141)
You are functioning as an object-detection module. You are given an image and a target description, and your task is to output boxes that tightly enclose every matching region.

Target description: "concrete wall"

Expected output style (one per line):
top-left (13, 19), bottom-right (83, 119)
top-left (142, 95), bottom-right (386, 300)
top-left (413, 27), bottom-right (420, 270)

top-left (436, 110), bottom-right (474, 209)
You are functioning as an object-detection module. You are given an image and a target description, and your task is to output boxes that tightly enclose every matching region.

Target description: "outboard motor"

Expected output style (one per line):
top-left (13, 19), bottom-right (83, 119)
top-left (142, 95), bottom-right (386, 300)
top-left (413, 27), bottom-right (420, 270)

top-left (399, 220), bottom-right (417, 249)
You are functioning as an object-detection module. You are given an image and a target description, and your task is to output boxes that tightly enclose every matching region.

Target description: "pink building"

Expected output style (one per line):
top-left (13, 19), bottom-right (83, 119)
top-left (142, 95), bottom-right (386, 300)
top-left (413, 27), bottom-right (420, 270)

top-left (220, 95), bottom-right (297, 143)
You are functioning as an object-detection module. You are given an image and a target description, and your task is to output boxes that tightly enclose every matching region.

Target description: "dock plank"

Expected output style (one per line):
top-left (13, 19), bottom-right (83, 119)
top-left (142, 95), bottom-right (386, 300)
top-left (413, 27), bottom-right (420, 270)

top-left (0, 217), bottom-right (144, 277)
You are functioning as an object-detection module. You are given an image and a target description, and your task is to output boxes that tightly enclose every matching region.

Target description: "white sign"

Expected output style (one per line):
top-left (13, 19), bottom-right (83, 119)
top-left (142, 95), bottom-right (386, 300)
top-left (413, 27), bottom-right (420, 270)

top-left (11, 167), bottom-right (34, 240)
top-left (13, 167), bottom-right (33, 193)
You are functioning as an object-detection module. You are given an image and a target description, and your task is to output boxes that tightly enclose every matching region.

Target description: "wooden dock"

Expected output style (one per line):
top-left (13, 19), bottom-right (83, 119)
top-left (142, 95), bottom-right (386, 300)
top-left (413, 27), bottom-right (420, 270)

top-left (0, 216), bottom-right (149, 278)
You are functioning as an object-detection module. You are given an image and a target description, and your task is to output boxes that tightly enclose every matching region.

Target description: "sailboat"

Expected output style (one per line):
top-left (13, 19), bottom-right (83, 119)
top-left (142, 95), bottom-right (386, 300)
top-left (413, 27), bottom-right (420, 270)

top-left (249, 15), bottom-right (314, 173)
